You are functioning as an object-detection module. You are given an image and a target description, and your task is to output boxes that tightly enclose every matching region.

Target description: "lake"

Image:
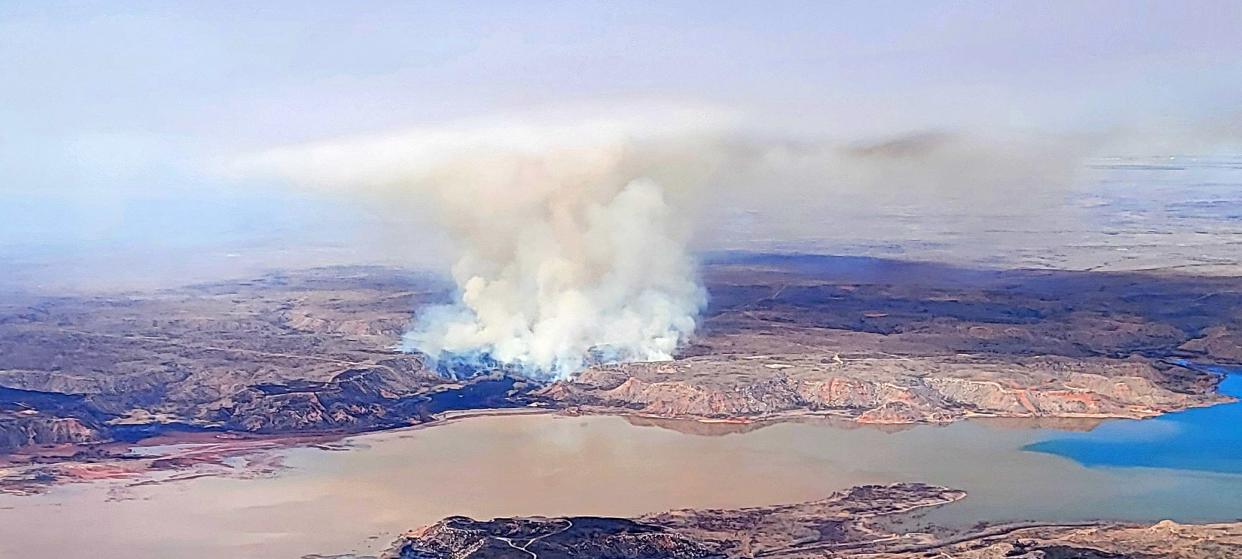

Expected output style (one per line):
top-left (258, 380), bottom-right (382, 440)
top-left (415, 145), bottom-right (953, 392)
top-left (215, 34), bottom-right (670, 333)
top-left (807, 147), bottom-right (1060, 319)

top-left (1, 370), bottom-right (1240, 559)
top-left (1026, 368), bottom-right (1242, 474)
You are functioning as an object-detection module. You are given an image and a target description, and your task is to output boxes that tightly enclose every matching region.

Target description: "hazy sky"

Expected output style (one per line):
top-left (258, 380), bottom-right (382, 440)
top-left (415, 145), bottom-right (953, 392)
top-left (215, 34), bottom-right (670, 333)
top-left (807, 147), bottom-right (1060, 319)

top-left (2, 1), bottom-right (1240, 284)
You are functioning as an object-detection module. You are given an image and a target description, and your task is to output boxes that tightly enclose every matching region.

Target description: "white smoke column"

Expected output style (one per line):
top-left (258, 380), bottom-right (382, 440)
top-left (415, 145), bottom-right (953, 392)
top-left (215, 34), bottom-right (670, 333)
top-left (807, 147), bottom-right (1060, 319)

top-left (413, 176), bottom-right (705, 377)
top-left (240, 108), bottom-right (728, 379)
top-left (234, 107), bottom-right (1116, 379)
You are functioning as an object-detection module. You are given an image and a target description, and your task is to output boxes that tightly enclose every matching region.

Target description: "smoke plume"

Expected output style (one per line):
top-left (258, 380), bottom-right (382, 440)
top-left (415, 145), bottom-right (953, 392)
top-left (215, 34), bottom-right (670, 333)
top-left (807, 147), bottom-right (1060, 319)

top-left (240, 108), bottom-right (730, 379)
top-left (238, 106), bottom-right (1237, 379)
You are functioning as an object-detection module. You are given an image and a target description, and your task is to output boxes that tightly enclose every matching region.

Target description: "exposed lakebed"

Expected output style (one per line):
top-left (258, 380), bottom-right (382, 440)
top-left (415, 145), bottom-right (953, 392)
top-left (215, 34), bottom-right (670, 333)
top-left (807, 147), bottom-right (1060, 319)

top-left (2, 370), bottom-right (1241, 559)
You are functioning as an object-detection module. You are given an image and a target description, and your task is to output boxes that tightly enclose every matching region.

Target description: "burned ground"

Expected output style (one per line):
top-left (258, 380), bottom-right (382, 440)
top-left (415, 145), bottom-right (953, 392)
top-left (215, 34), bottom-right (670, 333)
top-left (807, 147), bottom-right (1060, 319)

top-left (1, 255), bottom-right (1239, 461)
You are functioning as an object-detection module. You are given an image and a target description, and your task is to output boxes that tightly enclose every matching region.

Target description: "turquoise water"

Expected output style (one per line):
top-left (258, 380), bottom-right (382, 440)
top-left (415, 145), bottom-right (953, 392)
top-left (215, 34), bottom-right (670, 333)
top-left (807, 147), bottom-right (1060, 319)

top-left (1026, 366), bottom-right (1242, 473)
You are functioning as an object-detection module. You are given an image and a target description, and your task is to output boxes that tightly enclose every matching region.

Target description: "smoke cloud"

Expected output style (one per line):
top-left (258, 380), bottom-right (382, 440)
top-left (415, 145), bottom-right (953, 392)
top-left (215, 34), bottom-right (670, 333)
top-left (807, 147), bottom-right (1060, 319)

top-left (239, 108), bottom-right (731, 379)
top-left (236, 105), bottom-right (1240, 379)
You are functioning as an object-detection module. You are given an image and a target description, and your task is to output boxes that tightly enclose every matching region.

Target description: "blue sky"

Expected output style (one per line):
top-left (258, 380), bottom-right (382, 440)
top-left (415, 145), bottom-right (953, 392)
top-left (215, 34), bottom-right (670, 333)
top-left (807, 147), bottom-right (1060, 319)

top-left (2, 1), bottom-right (1240, 284)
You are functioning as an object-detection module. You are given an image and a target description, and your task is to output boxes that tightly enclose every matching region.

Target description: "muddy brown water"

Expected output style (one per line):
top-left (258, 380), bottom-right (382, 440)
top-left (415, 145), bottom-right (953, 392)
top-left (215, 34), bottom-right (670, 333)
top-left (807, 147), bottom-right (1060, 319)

top-left (2, 411), bottom-right (1241, 559)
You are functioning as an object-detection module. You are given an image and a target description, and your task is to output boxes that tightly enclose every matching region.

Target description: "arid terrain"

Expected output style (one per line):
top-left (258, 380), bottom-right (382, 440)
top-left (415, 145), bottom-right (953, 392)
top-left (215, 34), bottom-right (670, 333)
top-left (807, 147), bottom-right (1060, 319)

top-left (381, 483), bottom-right (1242, 559)
top-left (547, 253), bottom-right (1241, 424)
top-left (2, 254), bottom-right (1240, 492)
top-left (5, 4), bottom-right (1241, 558)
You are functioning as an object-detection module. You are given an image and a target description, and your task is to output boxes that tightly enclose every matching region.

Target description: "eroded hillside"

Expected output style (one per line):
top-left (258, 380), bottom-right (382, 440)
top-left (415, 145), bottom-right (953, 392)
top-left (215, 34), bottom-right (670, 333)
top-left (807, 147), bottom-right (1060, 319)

top-left (2, 256), bottom-right (1240, 485)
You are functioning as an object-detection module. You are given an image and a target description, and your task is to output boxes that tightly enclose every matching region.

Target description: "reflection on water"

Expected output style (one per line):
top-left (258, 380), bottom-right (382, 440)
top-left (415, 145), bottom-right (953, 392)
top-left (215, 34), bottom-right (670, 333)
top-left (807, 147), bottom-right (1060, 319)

top-left (2, 390), bottom-right (1242, 559)
top-left (1026, 371), bottom-right (1242, 473)
top-left (622, 413), bottom-right (921, 436)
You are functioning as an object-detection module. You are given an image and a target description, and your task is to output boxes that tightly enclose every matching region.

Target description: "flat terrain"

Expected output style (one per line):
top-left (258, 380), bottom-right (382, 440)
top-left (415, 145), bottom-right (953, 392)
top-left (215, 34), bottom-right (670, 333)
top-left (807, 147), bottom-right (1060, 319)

top-left (1, 254), bottom-right (1240, 491)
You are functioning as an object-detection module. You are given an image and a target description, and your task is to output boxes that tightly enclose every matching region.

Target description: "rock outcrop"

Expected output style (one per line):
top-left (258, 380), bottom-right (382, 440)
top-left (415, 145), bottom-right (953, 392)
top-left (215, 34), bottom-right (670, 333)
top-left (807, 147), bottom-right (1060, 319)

top-left (0, 387), bottom-right (111, 452)
top-left (542, 354), bottom-right (1226, 424)
top-left (380, 484), bottom-right (1242, 559)
top-left (2, 258), bottom-right (1240, 457)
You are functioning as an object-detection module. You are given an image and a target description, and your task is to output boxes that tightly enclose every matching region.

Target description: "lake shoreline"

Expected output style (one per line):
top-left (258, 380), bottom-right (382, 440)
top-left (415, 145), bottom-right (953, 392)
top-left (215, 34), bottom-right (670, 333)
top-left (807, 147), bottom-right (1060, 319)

top-left (4, 363), bottom-right (1240, 496)
top-left (5, 382), bottom-right (1242, 558)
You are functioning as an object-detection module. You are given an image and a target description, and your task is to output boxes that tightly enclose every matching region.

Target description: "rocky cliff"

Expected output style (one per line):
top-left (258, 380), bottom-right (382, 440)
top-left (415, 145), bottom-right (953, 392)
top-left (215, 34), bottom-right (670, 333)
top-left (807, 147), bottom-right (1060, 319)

top-left (542, 354), bottom-right (1225, 424)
